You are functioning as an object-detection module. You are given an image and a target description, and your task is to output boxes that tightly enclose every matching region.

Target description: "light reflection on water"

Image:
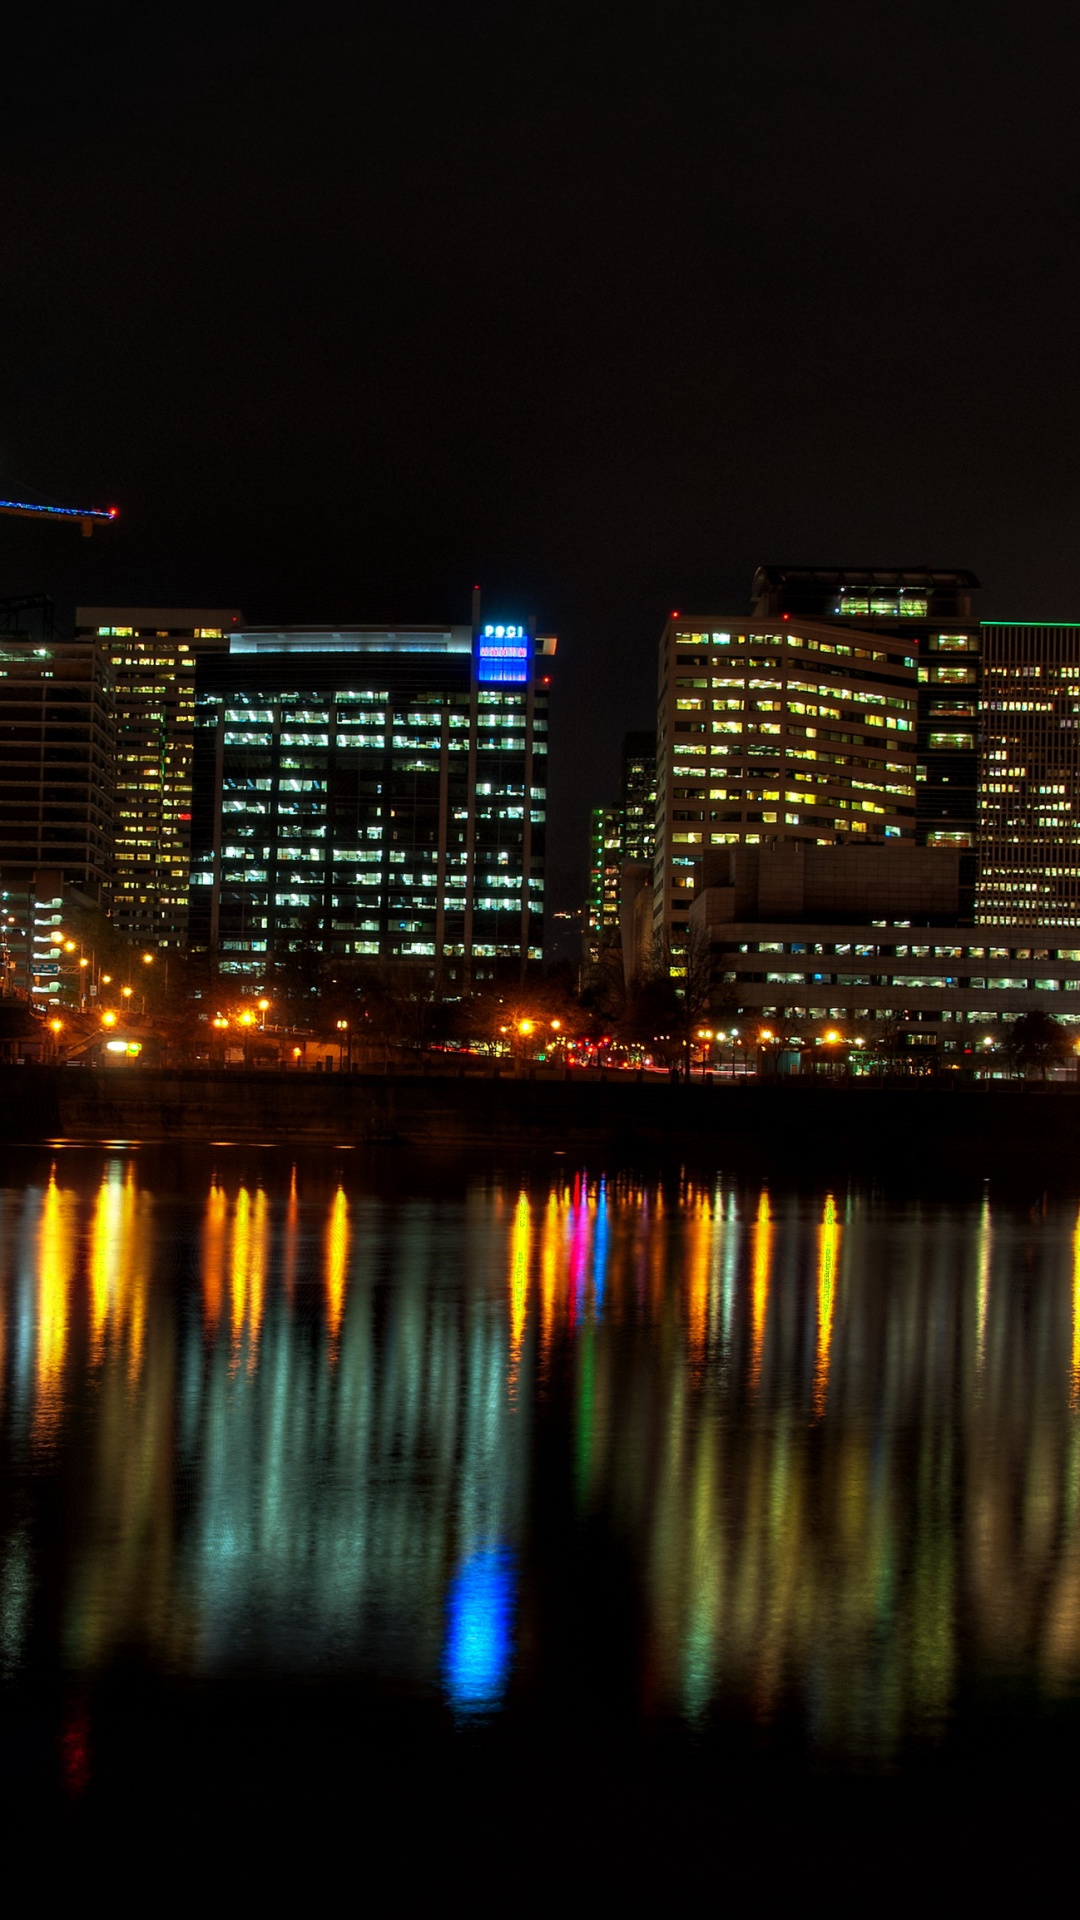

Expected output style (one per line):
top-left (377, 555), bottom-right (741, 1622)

top-left (2, 1151), bottom-right (1080, 1768)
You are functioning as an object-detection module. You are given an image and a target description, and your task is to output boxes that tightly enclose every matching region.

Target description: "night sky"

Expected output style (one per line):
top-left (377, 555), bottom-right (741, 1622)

top-left (3, 1), bottom-right (1079, 914)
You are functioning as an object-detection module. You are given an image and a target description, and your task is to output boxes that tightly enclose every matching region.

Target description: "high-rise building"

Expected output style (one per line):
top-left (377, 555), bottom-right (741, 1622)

top-left (752, 568), bottom-right (981, 912)
top-left (653, 615), bottom-right (917, 960)
top-left (0, 631), bottom-right (115, 899)
top-left (584, 803), bottom-right (622, 970)
top-left (978, 621), bottom-right (1080, 926)
top-left (189, 618), bottom-right (554, 981)
top-left (75, 608), bottom-right (239, 950)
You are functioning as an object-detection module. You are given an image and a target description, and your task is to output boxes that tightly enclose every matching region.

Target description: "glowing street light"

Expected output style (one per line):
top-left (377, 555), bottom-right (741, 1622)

top-left (48, 1017), bottom-right (63, 1035)
top-left (101, 1010), bottom-right (118, 1028)
top-left (238, 1010), bottom-right (255, 1028)
top-left (518, 1019), bottom-right (535, 1036)
top-left (121, 986), bottom-right (133, 1001)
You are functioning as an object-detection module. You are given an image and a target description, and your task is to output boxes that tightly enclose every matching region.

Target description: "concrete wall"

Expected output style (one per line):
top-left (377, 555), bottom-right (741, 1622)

top-left (5, 1064), bottom-right (1080, 1174)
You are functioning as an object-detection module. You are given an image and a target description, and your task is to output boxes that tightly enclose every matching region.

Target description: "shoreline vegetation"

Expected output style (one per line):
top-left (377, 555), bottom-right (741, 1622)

top-left (3, 1064), bottom-right (1080, 1173)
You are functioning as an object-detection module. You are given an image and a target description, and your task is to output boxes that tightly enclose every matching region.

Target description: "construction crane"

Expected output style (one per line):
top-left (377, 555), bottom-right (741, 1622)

top-left (0, 497), bottom-right (118, 538)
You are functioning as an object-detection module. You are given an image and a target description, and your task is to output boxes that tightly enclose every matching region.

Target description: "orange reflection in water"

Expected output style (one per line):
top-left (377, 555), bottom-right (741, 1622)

top-left (89, 1167), bottom-right (123, 1361)
top-left (283, 1165), bottom-right (299, 1304)
top-left (975, 1194), bottom-right (992, 1385)
top-left (812, 1193), bottom-right (840, 1420)
top-left (748, 1190), bottom-right (772, 1393)
top-left (508, 1191), bottom-right (531, 1391)
top-left (88, 1163), bottom-right (153, 1381)
top-left (686, 1194), bottom-right (712, 1377)
top-left (539, 1191), bottom-right (561, 1360)
top-left (35, 1170), bottom-right (76, 1440)
top-left (1072, 1203), bottom-right (1080, 1412)
top-left (202, 1181), bottom-right (227, 1331)
top-left (229, 1187), bottom-right (268, 1371)
top-left (325, 1186), bottom-right (349, 1342)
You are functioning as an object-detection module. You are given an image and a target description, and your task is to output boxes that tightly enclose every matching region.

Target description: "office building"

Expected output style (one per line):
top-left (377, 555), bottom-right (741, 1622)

top-left (978, 622), bottom-right (1080, 928)
top-left (584, 804), bottom-right (622, 970)
top-left (752, 568), bottom-right (981, 911)
top-left (75, 608), bottom-right (239, 950)
top-left (690, 841), bottom-right (1080, 1052)
top-left (0, 631), bottom-right (115, 900)
top-left (189, 618), bottom-right (553, 981)
top-left (653, 615), bottom-right (917, 961)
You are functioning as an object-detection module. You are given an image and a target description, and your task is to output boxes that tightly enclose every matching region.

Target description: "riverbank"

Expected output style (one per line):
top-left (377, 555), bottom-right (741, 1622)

top-left (3, 1064), bottom-right (1080, 1173)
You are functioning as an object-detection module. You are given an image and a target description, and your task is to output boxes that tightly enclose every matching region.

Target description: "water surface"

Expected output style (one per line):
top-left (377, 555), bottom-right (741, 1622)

top-left (2, 1146), bottom-right (1079, 1862)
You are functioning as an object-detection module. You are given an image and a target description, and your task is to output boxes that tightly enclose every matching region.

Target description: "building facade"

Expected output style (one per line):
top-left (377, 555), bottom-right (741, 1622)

top-left (752, 568), bottom-right (982, 912)
top-left (189, 620), bottom-right (553, 982)
top-left (0, 633), bottom-right (115, 900)
top-left (691, 842), bottom-right (1080, 1053)
top-left (653, 616), bottom-right (918, 961)
top-left (75, 608), bottom-right (239, 950)
top-left (978, 622), bottom-right (1080, 928)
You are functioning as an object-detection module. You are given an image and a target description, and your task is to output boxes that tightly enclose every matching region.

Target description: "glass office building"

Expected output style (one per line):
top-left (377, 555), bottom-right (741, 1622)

top-left (189, 622), bottom-right (553, 981)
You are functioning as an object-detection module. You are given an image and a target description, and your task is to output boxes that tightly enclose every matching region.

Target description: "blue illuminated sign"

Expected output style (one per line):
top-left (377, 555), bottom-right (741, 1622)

top-left (475, 621), bottom-right (531, 685)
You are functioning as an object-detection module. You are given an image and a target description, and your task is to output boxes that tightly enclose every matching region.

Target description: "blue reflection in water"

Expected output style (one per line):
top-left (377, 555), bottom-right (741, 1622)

top-left (443, 1546), bottom-right (515, 1714)
top-left (592, 1178), bottom-right (610, 1318)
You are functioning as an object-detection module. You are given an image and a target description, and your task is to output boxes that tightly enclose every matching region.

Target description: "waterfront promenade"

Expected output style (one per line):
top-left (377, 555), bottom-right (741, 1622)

top-left (3, 1064), bottom-right (1079, 1174)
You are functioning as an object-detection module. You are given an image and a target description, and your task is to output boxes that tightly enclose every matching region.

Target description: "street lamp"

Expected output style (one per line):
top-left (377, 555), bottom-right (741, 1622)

top-left (336, 1017), bottom-right (350, 1070)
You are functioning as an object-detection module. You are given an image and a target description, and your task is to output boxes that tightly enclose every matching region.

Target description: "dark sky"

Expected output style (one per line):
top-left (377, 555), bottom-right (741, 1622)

top-left (3, 1), bottom-right (1080, 912)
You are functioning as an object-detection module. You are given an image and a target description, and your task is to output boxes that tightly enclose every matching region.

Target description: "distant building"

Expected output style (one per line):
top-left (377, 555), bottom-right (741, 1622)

top-left (752, 568), bottom-right (981, 913)
top-left (189, 618), bottom-right (553, 982)
top-left (691, 840), bottom-right (1080, 1053)
top-left (583, 731), bottom-right (657, 978)
top-left (653, 615), bottom-right (918, 964)
top-left (75, 608), bottom-right (239, 952)
top-left (978, 621), bottom-right (1080, 927)
top-left (620, 730), bottom-right (657, 864)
